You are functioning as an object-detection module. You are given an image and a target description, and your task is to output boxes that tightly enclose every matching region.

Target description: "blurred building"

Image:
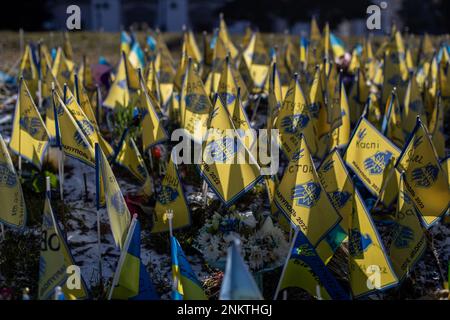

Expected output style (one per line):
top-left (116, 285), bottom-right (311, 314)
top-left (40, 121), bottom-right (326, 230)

top-left (45, 0), bottom-right (404, 34)
top-left (46, 0), bottom-right (216, 32)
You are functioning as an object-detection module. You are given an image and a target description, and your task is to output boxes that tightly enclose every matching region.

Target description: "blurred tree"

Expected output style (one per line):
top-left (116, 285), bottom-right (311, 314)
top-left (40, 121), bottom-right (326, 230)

top-left (219, 0), bottom-right (371, 32)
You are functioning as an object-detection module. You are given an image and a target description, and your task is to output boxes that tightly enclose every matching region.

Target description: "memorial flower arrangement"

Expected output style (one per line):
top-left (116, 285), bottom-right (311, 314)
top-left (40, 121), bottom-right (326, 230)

top-left (194, 209), bottom-right (290, 272)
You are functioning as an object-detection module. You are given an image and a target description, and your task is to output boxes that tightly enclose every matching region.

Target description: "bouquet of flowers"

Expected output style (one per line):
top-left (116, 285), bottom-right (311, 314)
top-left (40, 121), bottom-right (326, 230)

top-left (194, 209), bottom-right (290, 272)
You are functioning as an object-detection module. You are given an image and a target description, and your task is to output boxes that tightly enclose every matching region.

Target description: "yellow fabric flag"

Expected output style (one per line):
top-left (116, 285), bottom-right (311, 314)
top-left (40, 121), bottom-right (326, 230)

top-left (242, 32), bottom-right (270, 93)
top-left (152, 153), bottom-right (191, 233)
top-left (383, 89), bottom-right (405, 147)
top-left (43, 62), bottom-right (63, 139)
top-left (53, 91), bottom-right (95, 166)
top-left (275, 228), bottom-right (350, 300)
top-left (180, 58), bottom-right (212, 142)
top-left (38, 193), bottom-right (89, 300)
top-left (403, 73), bottom-right (427, 135)
top-left (267, 62), bottom-right (283, 131)
top-left (96, 144), bottom-right (131, 248)
top-left (52, 47), bottom-right (74, 90)
top-left (362, 39), bottom-right (376, 81)
top-left (348, 68), bottom-right (369, 126)
top-left (218, 14), bottom-right (238, 60)
top-left (310, 65), bottom-right (329, 158)
top-left (18, 44), bottom-right (38, 98)
top-left (389, 170), bottom-right (427, 281)
top-left (103, 52), bottom-right (140, 109)
top-left (145, 60), bottom-right (162, 107)
top-left (78, 56), bottom-right (96, 91)
top-left (64, 87), bottom-right (114, 158)
top-left (364, 92), bottom-right (382, 130)
top-left (381, 32), bottom-right (408, 107)
top-left (114, 132), bottom-right (153, 198)
top-left (285, 35), bottom-right (301, 73)
top-left (75, 76), bottom-right (99, 131)
top-left (140, 81), bottom-right (169, 151)
top-left (327, 69), bottom-right (343, 133)
top-left (316, 150), bottom-right (353, 264)
top-left (442, 157), bottom-right (449, 185)
top-left (428, 93), bottom-right (446, 159)
top-left (344, 117), bottom-right (400, 207)
top-left (330, 79), bottom-right (351, 149)
top-left (154, 45), bottom-right (176, 109)
top-left (348, 190), bottom-right (399, 298)
top-left (174, 32), bottom-right (193, 92)
top-left (10, 79), bottom-right (49, 170)
top-left (199, 95), bottom-right (262, 205)
top-left (396, 118), bottom-right (450, 227)
top-left (0, 134), bottom-right (26, 228)
top-left (229, 88), bottom-right (256, 152)
top-left (217, 57), bottom-right (239, 110)
top-left (275, 74), bottom-right (318, 160)
top-left (274, 135), bottom-right (341, 246)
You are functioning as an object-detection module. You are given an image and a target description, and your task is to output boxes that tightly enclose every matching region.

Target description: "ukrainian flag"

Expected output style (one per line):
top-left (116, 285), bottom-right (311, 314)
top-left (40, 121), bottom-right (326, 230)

top-left (171, 236), bottom-right (207, 300)
top-left (219, 240), bottom-right (263, 300)
top-left (275, 228), bottom-right (350, 300)
top-left (109, 216), bottom-right (159, 300)
top-left (330, 33), bottom-right (345, 58)
top-left (129, 41), bottom-right (145, 70)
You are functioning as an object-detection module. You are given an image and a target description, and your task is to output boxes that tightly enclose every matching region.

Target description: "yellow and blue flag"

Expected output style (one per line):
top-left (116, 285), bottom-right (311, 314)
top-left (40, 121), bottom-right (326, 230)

top-left (275, 228), bottom-right (350, 300)
top-left (218, 14), bottom-right (238, 61)
top-left (121, 31), bottom-right (133, 56)
top-left (344, 116), bottom-right (400, 207)
top-left (52, 47), bottom-right (74, 90)
top-left (275, 74), bottom-right (318, 159)
top-left (242, 32), bottom-right (270, 93)
top-left (330, 78), bottom-right (351, 150)
top-left (219, 240), bottom-right (263, 300)
top-left (316, 150), bottom-right (353, 264)
top-left (103, 51), bottom-right (140, 109)
top-left (348, 68), bottom-right (369, 126)
top-left (0, 134), bottom-right (26, 228)
top-left (129, 41), bottom-right (145, 70)
top-left (348, 189), bottom-right (399, 298)
top-left (199, 95), bottom-right (262, 206)
top-left (18, 44), bottom-right (38, 98)
top-left (382, 89), bottom-right (405, 147)
top-left (10, 78), bottom-right (50, 170)
top-left (403, 73), bottom-right (427, 136)
top-left (171, 236), bottom-right (207, 300)
top-left (113, 129), bottom-right (153, 198)
top-left (330, 33), bottom-right (345, 58)
top-left (180, 58), bottom-right (212, 143)
top-left (64, 85), bottom-right (113, 158)
top-left (152, 152), bottom-right (191, 233)
top-left (428, 92), bottom-right (446, 159)
top-left (274, 135), bottom-right (341, 246)
top-left (109, 216), bottom-right (159, 300)
top-left (38, 186), bottom-right (89, 300)
top-left (389, 170), bottom-right (427, 282)
top-left (53, 91), bottom-right (95, 167)
top-left (139, 80), bottom-right (169, 151)
top-left (95, 144), bottom-right (131, 248)
top-left (395, 117), bottom-right (450, 227)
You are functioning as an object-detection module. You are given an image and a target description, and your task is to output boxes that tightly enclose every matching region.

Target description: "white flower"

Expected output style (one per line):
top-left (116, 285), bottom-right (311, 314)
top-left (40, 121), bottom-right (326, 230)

top-left (248, 245), bottom-right (264, 270)
top-left (196, 231), bottom-right (212, 246)
top-left (260, 217), bottom-right (275, 235)
top-left (239, 211), bottom-right (257, 229)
